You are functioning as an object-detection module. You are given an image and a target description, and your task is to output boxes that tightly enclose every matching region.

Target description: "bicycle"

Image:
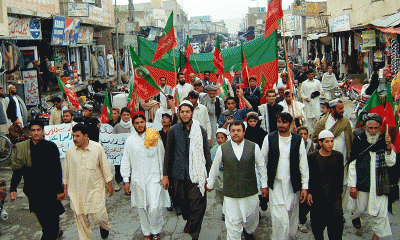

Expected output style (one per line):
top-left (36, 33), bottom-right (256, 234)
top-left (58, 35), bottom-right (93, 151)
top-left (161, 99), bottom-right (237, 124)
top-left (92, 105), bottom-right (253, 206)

top-left (0, 133), bottom-right (12, 162)
top-left (0, 40), bottom-right (22, 75)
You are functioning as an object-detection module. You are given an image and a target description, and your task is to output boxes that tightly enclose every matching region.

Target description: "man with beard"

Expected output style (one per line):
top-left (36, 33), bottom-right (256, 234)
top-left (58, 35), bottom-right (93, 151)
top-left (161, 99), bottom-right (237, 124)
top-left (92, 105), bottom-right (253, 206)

top-left (218, 90), bottom-right (253, 129)
top-left (258, 90), bottom-right (283, 134)
top-left (194, 80), bottom-right (206, 95)
top-left (63, 110), bottom-right (75, 124)
top-left (261, 112), bottom-right (309, 240)
top-left (63, 123), bottom-right (113, 240)
top-left (153, 95), bottom-right (178, 127)
top-left (162, 101), bottom-right (211, 240)
top-left (279, 90), bottom-right (305, 129)
top-left (10, 120), bottom-right (65, 239)
top-left (231, 70), bottom-right (242, 94)
top-left (244, 77), bottom-right (261, 113)
top-left (312, 99), bottom-right (353, 218)
top-left (200, 84), bottom-right (225, 146)
top-left (175, 73), bottom-right (193, 103)
top-left (121, 113), bottom-right (170, 240)
top-left (202, 71), bottom-right (212, 88)
top-left (275, 86), bottom-right (285, 104)
top-left (307, 130), bottom-right (344, 240)
top-left (189, 73), bottom-right (200, 86)
top-left (349, 114), bottom-right (395, 240)
top-left (188, 90), bottom-right (212, 147)
top-left (300, 69), bottom-right (323, 133)
top-left (244, 112), bottom-right (266, 148)
top-left (155, 77), bottom-right (174, 109)
top-left (206, 120), bottom-right (268, 240)
top-left (0, 84), bottom-right (9, 134)
top-left (6, 84), bottom-right (27, 128)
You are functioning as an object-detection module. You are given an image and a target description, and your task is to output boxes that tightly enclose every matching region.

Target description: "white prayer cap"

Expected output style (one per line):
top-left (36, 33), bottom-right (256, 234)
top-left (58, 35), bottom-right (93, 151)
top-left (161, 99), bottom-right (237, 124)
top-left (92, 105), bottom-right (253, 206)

top-left (329, 99), bottom-right (342, 107)
top-left (216, 128), bottom-right (229, 136)
top-left (8, 84), bottom-right (15, 91)
top-left (318, 130), bottom-right (334, 140)
top-left (180, 100), bottom-right (193, 107)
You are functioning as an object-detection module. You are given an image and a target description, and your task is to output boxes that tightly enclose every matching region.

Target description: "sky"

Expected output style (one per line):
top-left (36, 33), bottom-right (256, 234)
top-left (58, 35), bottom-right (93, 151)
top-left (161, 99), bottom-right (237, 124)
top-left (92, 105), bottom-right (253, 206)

top-left (115, 0), bottom-right (325, 34)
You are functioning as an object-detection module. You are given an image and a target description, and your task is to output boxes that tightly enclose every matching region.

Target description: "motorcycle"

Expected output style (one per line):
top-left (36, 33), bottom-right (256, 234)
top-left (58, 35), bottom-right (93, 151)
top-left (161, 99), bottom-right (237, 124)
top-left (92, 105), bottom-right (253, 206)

top-left (29, 104), bottom-right (51, 126)
top-left (339, 75), bottom-right (364, 101)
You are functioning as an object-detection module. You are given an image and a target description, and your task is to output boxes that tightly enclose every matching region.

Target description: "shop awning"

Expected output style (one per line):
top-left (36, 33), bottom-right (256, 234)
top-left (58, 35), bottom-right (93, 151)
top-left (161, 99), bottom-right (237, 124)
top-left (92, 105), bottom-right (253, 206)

top-left (374, 26), bottom-right (400, 34)
top-left (370, 11), bottom-right (400, 28)
top-left (307, 33), bottom-right (328, 40)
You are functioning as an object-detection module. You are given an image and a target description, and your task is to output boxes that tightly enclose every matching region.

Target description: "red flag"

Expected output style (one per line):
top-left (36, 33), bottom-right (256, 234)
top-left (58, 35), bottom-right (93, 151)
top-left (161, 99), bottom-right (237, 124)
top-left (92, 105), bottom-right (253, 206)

top-left (184, 35), bottom-right (193, 60)
top-left (134, 71), bottom-right (161, 101)
top-left (213, 34), bottom-right (224, 74)
top-left (127, 82), bottom-right (137, 115)
top-left (236, 83), bottom-right (246, 109)
top-left (384, 102), bottom-right (397, 127)
top-left (264, 0), bottom-right (283, 38)
top-left (241, 50), bottom-right (250, 88)
top-left (100, 90), bottom-right (111, 123)
top-left (63, 86), bottom-right (80, 110)
top-left (182, 62), bottom-right (195, 83)
top-left (392, 132), bottom-right (400, 153)
top-left (152, 12), bottom-right (177, 63)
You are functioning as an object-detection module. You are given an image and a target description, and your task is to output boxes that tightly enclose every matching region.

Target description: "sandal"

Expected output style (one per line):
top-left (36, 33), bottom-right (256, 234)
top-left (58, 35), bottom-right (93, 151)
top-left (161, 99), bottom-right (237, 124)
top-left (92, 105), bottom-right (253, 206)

top-left (153, 234), bottom-right (161, 240)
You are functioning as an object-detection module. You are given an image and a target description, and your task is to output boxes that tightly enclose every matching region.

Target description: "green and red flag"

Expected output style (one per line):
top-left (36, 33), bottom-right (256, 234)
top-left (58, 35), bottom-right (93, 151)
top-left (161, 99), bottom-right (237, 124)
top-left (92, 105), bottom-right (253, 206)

top-left (127, 81), bottom-right (137, 115)
top-left (264, 0), bottom-right (283, 38)
top-left (174, 89), bottom-right (180, 107)
top-left (100, 90), bottom-right (111, 123)
top-left (184, 35), bottom-right (193, 60)
top-left (241, 41), bottom-right (249, 88)
top-left (260, 73), bottom-right (268, 104)
top-left (384, 82), bottom-right (400, 153)
top-left (57, 76), bottom-right (80, 109)
top-left (217, 75), bottom-right (229, 99)
top-left (130, 46), bottom-right (162, 101)
top-left (152, 11), bottom-right (177, 63)
top-left (213, 34), bottom-right (224, 75)
top-left (182, 35), bottom-right (195, 82)
top-left (355, 89), bottom-right (385, 126)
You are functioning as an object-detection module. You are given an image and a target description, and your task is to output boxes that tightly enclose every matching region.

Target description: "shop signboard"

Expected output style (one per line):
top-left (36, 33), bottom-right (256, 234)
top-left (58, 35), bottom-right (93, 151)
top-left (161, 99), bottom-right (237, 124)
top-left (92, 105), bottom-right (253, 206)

top-left (67, 3), bottom-right (90, 17)
top-left (362, 30), bottom-right (376, 48)
top-left (78, 25), bottom-right (94, 44)
top-left (22, 69), bottom-right (40, 106)
top-left (51, 16), bottom-right (80, 46)
top-left (293, 2), bottom-right (319, 17)
top-left (329, 15), bottom-right (351, 33)
top-left (8, 17), bottom-right (41, 40)
top-left (82, 0), bottom-right (95, 3)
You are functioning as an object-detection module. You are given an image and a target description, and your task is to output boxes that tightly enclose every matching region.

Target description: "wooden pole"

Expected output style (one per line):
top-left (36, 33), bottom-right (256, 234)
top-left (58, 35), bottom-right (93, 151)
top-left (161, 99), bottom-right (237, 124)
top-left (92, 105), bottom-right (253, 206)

top-left (192, 53), bottom-right (201, 74)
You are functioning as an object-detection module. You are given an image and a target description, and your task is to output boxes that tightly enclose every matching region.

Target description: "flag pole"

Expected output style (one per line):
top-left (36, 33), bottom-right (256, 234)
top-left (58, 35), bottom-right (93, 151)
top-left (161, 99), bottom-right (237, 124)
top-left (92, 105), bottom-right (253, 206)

top-left (192, 54), bottom-right (201, 74)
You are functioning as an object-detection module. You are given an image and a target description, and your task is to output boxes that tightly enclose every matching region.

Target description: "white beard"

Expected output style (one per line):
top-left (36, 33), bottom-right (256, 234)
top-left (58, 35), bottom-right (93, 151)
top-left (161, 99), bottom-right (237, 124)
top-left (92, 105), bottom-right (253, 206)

top-left (366, 131), bottom-right (379, 144)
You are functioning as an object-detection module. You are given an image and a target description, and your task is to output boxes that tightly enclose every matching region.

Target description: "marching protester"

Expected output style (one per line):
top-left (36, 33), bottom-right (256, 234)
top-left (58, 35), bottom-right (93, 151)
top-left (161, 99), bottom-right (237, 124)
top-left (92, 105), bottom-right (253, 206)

top-left (153, 94), bottom-right (177, 126)
top-left (320, 102), bottom-right (330, 117)
top-left (244, 76), bottom-right (261, 112)
top-left (307, 130), bottom-right (344, 240)
top-left (298, 127), bottom-right (314, 155)
top-left (261, 112), bottom-right (309, 240)
top-left (0, 84), bottom-right (8, 134)
top-left (155, 77), bottom-right (174, 109)
top-left (138, 98), bottom-right (159, 123)
top-left (62, 109), bottom-right (76, 124)
top-left (10, 120), bottom-right (65, 239)
top-left (275, 86), bottom-right (286, 104)
top-left (80, 104), bottom-right (100, 142)
top-left (49, 97), bottom-right (63, 125)
top-left (209, 128), bottom-right (229, 220)
top-left (300, 69), bottom-right (323, 133)
top-left (218, 89), bottom-right (253, 129)
top-left (188, 90), bottom-right (212, 146)
top-left (63, 123), bottom-right (113, 240)
top-left (202, 71), bottom-right (212, 87)
top-left (162, 101), bottom-right (211, 240)
top-left (200, 84), bottom-right (225, 146)
top-left (279, 90), bottom-right (306, 129)
top-left (175, 73), bottom-right (194, 103)
top-left (321, 66), bottom-right (338, 101)
top-left (206, 120), bottom-right (268, 240)
top-left (194, 80), bottom-right (207, 95)
top-left (107, 107), bottom-right (121, 127)
top-left (112, 107), bottom-right (134, 192)
top-left (6, 84), bottom-right (27, 128)
top-left (259, 89), bottom-right (283, 133)
top-left (121, 113), bottom-right (170, 240)
top-left (349, 114), bottom-right (395, 239)
top-left (244, 112), bottom-right (267, 148)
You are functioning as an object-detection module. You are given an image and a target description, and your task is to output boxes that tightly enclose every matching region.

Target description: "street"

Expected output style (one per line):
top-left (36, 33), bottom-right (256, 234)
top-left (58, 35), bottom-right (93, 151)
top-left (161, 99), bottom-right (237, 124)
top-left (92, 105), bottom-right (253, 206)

top-left (0, 96), bottom-right (399, 240)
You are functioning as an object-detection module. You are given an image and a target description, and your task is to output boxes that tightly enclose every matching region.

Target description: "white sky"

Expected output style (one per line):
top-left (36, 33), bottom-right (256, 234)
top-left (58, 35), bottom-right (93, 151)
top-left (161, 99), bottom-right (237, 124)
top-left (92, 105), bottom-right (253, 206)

top-left (115, 0), bottom-right (325, 34)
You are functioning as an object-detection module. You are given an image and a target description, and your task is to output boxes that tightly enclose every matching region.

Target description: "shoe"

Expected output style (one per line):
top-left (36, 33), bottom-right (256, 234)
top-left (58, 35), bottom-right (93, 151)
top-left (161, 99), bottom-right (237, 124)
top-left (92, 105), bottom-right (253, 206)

top-left (100, 227), bottom-right (109, 239)
top-left (167, 205), bottom-right (174, 211)
top-left (175, 207), bottom-right (182, 216)
top-left (298, 224), bottom-right (308, 233)
top-left (243, 229), bottom-right (255, 240)
top-left (352, 217), bottom-right (361, 229)
top-left (221, 213), bottom-right (225, 221)
top-left (153, 234), bottom-right (161, 240)
top-left (114, 184), bottom-right (121, 192)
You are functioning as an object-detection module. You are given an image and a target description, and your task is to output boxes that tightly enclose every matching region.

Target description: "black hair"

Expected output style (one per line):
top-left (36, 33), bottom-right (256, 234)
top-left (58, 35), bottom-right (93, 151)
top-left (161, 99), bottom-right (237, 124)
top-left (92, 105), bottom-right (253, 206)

top-left (72, 123), bottom-right (89, 135)
top-left (188, 90), bottom-right (199, 99)
top-left (302, 63), bottom-right (308, 67)
top-left (178, 103), bottom-right (194, 112)
top-left (120, 107), bottom-right (131, 115)
top-left (249, 76), bottom-right (257, 82)
top-left (162, 113), bottom-right (172, 122)
top-left (160, 76), bottom-right (166, 80)
top-left (321, 102), bottom-right (330, 109)
top-left (306, 69), bottom-right (314, 75)
top-left (204, 71), bottom-right (211, 75)
top-left (266, 89), bottom-right (276, 95)
top-left (229, 120), bottom-right (245, 131)
top-left (247, 114), bottom-right (258, 122)
top-left (194, 80), bottom-right (203, 87)
top-left (52, 97), bottom-right (62, 103)
top-left (132, 113), bottom-right (146, 122)
top-left (29, 119), bottom-right (44, 130)
top-left (166, 94), bottom-right (174, 100)
top-left (225, 96), bottom-right (236, 104)
top-left (297, 126), bottom-right (309, 134)
top-left (177, 72), bottom-right (184, 79)
top-left (276, 112), bottom-right (293, 123)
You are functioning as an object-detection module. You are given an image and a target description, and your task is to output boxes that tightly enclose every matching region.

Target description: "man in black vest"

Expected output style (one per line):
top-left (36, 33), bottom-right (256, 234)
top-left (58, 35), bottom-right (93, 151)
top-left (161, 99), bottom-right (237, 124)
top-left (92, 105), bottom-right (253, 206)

top-left (162, 101), bottom-right (211, 240)
top-left (206, 120), bottom-right (268, 240)
top-left (261, 112), bottom-right (309, 240)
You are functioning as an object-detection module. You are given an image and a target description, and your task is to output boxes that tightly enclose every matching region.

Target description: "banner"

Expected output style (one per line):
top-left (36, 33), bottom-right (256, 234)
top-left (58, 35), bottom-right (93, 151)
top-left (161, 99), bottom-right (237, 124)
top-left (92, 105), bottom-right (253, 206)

top-left (362, 30), bottom-right (376, 48)
top-left (23, 69), bottom-right (40, 106)
top-left (293, 1), bottom-right (320, 17)
top-left (329, 15), bottom-right (351, 33)
top-left (8, 16), bottom-right (41, 39)
top-left (99, 124), bottom-right (130, 165)
top-left (44, 123), bottom-right (74, 158)
top-left (51, 16), bottom-right (80, 46)
top-left (78, 25), bottom-right (94, 44)
top-left (67, 3), bottom-right (89, 17)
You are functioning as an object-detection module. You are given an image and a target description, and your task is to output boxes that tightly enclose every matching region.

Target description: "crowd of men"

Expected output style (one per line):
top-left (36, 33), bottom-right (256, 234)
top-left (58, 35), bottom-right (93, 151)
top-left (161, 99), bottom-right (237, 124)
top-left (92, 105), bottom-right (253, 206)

top-left (3, 67), bottom-right (400, 240)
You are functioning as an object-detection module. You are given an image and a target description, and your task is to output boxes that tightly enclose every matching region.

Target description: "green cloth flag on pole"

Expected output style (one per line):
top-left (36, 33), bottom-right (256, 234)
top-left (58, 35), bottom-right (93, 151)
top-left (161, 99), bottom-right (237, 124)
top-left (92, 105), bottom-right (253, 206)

top-left (152, 11), bottom-right (177, 63)
top-left (100, 90), bottom-right (111, 123)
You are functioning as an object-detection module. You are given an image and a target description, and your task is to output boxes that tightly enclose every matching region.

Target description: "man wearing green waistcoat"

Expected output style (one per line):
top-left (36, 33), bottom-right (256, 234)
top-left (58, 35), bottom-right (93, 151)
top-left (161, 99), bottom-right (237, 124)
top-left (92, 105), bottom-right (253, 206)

top-left (206, 120), bottom-right (268, 240)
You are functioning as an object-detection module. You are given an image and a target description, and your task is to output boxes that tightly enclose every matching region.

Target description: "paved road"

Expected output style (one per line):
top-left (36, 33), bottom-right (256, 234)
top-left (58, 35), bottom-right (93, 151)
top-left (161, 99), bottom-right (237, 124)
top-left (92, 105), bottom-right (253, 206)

top-left (1, 96), bottom-right (399, 240)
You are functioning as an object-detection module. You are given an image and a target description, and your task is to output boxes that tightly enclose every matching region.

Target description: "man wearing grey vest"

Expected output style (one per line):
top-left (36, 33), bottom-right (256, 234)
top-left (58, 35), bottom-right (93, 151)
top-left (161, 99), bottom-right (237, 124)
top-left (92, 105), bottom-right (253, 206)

top-left (206, 120), bottom-right (268, 240)
top-left (261, 112), bottom-right (309, 240)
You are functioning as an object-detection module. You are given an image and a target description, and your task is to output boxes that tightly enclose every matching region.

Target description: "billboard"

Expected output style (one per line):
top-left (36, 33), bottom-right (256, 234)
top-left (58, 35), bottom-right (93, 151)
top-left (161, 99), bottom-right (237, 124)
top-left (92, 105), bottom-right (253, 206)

top-left (8, 17), bottom-right (41, 39)
top-left (293, 2), bottom-right (320, 17)
top-left (51, 16), bottom-right (80, 46)
top-left (329, 15), bottom-right (351, 33)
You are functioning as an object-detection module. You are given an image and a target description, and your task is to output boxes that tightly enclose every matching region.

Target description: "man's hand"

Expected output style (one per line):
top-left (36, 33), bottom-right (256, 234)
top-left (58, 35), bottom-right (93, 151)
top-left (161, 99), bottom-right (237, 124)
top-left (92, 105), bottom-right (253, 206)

top-left (57, 193), bottom-right (66, 201)
top-left (385, 133), bottom-right (392, 149)
top-left (208, 140), bottom-right (212, 147)
top-left (261, 187), bottom-right (269, 198)
top-left (304, 98), bottom-right (311, 102)
top-left (124, 183), bottom-right (131, 195)
top-left (205, 181), bottom-right (213, 192)
top-left (307, 194), bottom-right (313, 206)
top-left (350, 187), bottom-right (358, 199)
top-left (292, 124), bottom-right (298, 134)
top-left (10, 191), bottom-right (17, 201)
top-left (226, 119), bottom-right (235, 125)
top-left (237, 89), bottom-right (244, 98)
top-left (106, 181), bottom-right (113, 197)
top-left (161, 176), bottom-right (169, 190)
top-left (300, 189), bottom-right (308, 203)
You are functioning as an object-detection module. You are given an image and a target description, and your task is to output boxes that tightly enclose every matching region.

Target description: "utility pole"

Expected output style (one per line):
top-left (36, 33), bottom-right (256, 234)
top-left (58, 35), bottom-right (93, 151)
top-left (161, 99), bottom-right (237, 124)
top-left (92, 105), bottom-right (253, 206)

top-left (301, 14), bottom-right (307, 64)
top-left (114, 0), bottom-right (120, 83)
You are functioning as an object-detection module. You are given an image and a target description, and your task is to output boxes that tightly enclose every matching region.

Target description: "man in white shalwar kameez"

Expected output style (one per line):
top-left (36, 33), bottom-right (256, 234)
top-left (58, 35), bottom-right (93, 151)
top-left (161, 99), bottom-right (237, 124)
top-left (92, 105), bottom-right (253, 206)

top-left (64, 123), bottom-right (114, 240)
top-left (300, 70), bottom-right (323, 134)
top-left (106, 50), bottom-right (115, 76)
top-left (278, 90), bottom-right (305, 128)
top-left (261, 112), bottom-right (309, 240)
top-left (121, 113), bottom-right (170, 240)
top-left (206, 121), bottom-right (268, 240)
top-left (348, 114), bottom-right (395, 240)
